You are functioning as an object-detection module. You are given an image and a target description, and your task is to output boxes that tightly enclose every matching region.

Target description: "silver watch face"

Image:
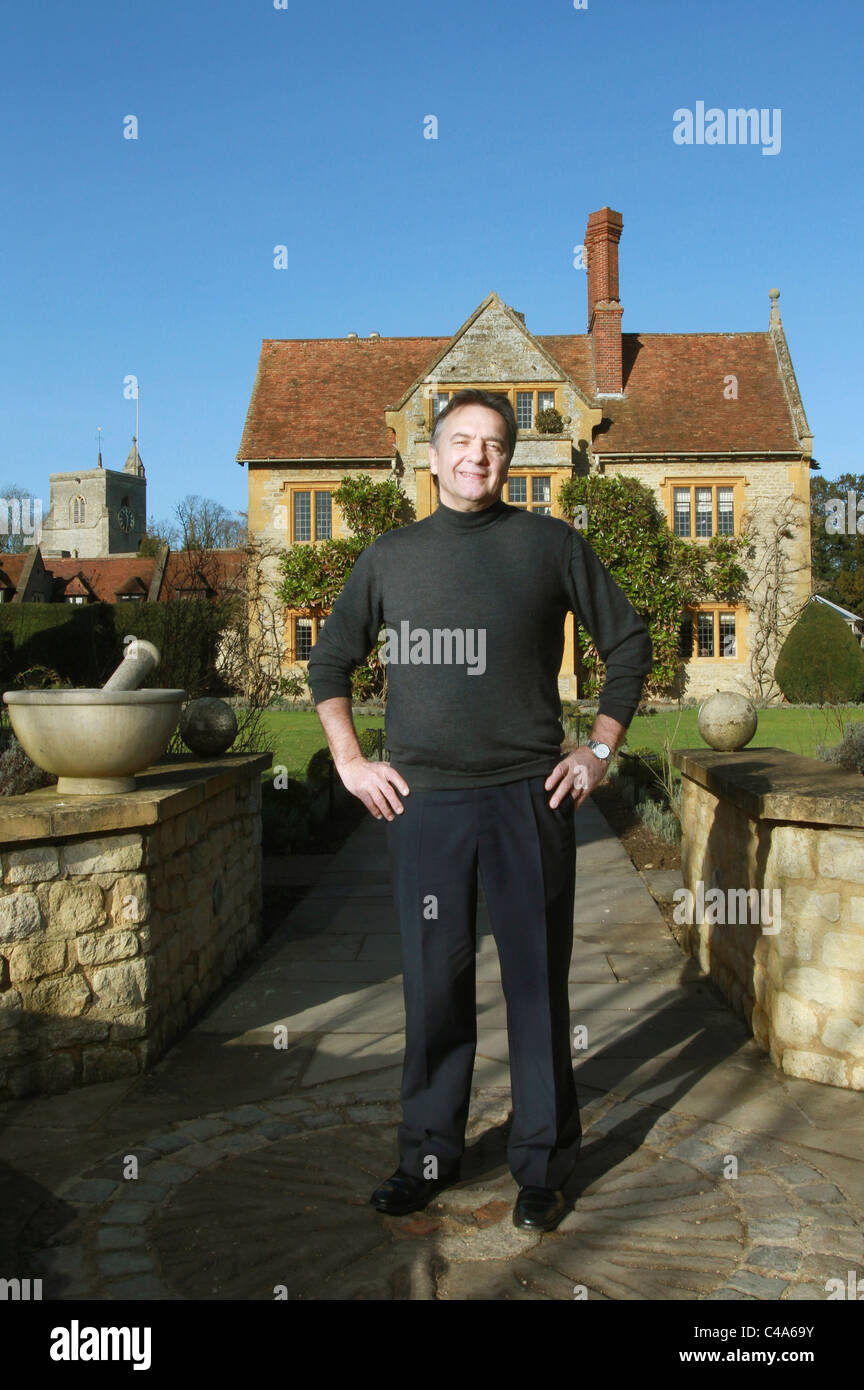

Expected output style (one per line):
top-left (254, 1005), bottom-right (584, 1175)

top-left (589, 741), bottom-right (611, 759)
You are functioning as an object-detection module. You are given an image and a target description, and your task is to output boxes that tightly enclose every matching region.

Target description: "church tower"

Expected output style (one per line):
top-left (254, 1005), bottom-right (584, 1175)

top-left (40, 438), bottom-right (147, 558)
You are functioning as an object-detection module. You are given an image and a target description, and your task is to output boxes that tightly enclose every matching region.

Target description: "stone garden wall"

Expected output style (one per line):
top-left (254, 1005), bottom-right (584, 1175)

top-left (0, 753), bottom-right (271, 1100)
top-left (672, 746), bottom-right (864, 1091)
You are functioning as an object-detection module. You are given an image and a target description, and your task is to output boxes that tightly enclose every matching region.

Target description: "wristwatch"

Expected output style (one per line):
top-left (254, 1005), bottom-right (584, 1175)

top-left (585, 739), bottom-right (611, 761)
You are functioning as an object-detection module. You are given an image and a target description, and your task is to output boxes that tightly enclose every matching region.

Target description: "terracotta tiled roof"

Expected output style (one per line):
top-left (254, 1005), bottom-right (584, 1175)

top-left (46, 556), bottom-right (158, 603)
top-left (114, 574), bottom-right (149, 597)
top-left (236, 337), bottom-right (450, 461)
top-left (64, 573), bottom-right (97, 598)
top-left (0, 549), bottom-right (247, 603)
top-left (161, 549), bottom-right (246, 598)
top-left (0, 558), bottom-right (23, 592)
top-left (540, 332), bottom-right (801, 454)
top-left (237, 326), bottom-right (801, 463)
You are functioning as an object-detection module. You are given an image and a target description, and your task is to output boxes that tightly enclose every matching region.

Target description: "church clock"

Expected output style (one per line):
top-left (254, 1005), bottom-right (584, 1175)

top-left (117, 505), bottom-right (135, 533)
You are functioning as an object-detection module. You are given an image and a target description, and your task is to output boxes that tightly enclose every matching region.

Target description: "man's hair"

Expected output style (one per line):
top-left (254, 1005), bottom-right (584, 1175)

top-left (428, 388), bottom-right (517, 490)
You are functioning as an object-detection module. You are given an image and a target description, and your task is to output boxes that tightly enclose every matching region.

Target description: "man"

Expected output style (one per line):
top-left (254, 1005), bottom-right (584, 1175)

top-left (307, 388), bottom-right (653, 1231)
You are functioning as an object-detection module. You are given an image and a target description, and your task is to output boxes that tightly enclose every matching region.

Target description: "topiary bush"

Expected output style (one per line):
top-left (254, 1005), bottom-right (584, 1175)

top-left (775, 603), bottom-right (864, 704)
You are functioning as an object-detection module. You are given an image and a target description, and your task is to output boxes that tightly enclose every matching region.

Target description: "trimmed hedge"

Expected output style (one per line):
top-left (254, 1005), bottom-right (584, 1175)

top-left (775, 603), bottom-right (864, 705)
top-left (0, 599), bottom-right (241, 697)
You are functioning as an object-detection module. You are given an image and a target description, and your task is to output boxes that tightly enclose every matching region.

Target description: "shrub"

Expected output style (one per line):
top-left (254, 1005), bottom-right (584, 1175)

top-left (11, 664), bottom-right (71, 689)
top-left (0, 735), bottom-right (56, 796)
top-left (261, 776), bottom-right (313, 854)
top-left (356, 726), bottom-right (385, 760)
top-left (636, 791), bottom-right (682, 845)
top-left (617, 747), bottom-right (663, 790)
top-left (276, 671), bottom-right (307, 706)
top-left (615, 773), bottom-right (637, 809)
top-left (535, 407), bottom-right (565, 435)
top-left (305, 746), bottom-right (334, 791)
top-left (816, 720), bottom-right (864, 774)
top-left (775, 603), bottom-right (864, 704)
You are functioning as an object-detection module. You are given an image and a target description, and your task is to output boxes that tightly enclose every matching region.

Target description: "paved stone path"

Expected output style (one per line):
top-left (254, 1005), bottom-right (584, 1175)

top-left (3, 799), bottom-right (864, 1300)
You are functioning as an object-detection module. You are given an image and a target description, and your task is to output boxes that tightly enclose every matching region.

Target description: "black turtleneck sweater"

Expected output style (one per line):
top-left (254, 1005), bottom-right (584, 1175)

top-left (306, 497), bottom-right (654, 788)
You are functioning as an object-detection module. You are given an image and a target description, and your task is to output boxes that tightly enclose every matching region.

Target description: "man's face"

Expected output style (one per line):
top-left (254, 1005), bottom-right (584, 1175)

top-left (428, 404), bottom-right (511, 512)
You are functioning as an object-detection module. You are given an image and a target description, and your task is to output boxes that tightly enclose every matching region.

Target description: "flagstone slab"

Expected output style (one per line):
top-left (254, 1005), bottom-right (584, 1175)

top-left (299, 1033), bottom-right (407, 1085)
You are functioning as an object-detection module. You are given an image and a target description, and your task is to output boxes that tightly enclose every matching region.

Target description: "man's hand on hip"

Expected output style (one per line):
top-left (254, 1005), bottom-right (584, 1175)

top-left (337, 756), bottom-right (411, 821)
top-left (545, 747), bottom-right (608, 811)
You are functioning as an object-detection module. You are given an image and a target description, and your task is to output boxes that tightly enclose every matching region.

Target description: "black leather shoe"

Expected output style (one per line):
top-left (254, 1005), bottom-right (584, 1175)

top-left (370, 1166), bottom-right (461, 1215)
top-left (512, 1185), bottom-right (569, 1231)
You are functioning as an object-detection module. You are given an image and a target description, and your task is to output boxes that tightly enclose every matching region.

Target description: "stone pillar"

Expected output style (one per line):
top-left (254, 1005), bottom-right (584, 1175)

top-left (672, 746), bottom-right (864, 1091)
top-left (0, 752), bottom-right (271, 1100)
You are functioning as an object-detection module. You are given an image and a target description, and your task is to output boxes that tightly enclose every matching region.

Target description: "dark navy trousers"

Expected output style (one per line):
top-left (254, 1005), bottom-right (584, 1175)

top-left (384, 771), bottom-right (582, 1190)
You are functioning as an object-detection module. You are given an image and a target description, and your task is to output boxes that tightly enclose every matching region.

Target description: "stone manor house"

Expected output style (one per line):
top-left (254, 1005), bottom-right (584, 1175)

top-left (238, 205), bottom-right (814, 703)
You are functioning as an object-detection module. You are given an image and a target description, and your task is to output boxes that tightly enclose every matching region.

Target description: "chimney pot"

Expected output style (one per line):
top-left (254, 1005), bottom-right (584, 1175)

top-left (585, 207), bottom-right (624, 394)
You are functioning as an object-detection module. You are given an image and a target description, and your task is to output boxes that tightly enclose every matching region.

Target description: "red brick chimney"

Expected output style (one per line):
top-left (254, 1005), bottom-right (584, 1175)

top-left (585, 207), bottom-right (624, 394)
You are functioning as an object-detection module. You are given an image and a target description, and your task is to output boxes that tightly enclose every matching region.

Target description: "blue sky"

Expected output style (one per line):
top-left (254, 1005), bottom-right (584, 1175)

top-left (1, 0), bottom-right (861, 526)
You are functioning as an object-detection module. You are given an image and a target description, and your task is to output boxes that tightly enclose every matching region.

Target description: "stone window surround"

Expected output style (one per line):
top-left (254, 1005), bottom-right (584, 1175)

top-left (426, 383), bottom-right (560, 434)
top-left (659, 475), bottom-right (747, 540)
top-left (680, 604), bottom-right (747, 662)
top-left (287, 613), bottom-right (326, 664)
top-left (280, 485), bottom-right (336, 544)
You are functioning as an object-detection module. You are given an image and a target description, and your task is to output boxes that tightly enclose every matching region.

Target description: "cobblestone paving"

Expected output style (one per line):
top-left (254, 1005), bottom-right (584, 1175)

top-left (23, 1086), bottom-right (864, 1301)
top-left (6, 799), bottom-right (864, 1301)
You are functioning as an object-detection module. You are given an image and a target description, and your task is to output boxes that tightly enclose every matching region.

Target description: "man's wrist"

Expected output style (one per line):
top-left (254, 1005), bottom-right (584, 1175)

top-left (335, 751), bottom-right (367, 772)
top-left (584, 738), bottom-right (612, 763)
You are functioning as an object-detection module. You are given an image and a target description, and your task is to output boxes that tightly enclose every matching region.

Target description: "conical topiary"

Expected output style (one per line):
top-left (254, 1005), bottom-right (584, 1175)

top-left (775, 602), bottom-right (864, 704)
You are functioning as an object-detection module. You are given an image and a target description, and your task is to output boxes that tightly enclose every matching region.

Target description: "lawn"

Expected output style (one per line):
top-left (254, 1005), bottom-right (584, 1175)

top-left (254, 704), bottom-right (863, 782)
top-left (256, 709), bottom-right (385, 781)
top-left (617, 705), bottom-right (864, 762)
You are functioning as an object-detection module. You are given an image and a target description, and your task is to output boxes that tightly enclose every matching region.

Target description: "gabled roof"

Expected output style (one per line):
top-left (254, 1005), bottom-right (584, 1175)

top-left (0, 549), bottom-right (246, 603)
top-left (544, 332), bottom-right (801, 455)
top-left (115, 574), bottom-right (149, 597)
top-left (236, 336), bottom-right (449, 461)
top-left (236, 303), bottom-right (805, 463)
top-left (811, 594), bottom-right (864, 624)
top-left (387, 292), bottom-right (589, 414)
top-left (64, 572), bottom-right (98, 600)
top-left (162, 549), bottom-right (245, 596)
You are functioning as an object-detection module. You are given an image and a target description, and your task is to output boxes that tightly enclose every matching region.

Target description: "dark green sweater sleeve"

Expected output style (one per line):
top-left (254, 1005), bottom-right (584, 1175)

top-left (306, 542), bottom-right (382, 701)
top-left (565, 530), bottom-right (654, 728)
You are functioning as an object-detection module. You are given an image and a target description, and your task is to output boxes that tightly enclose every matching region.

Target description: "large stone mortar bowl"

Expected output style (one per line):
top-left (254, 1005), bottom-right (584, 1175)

top-left (3, 688), bottom-right (187, 795)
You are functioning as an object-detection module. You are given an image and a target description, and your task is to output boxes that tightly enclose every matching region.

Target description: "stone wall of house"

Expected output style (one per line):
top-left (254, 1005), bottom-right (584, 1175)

top-left (672, 746), bottom-right (864, 1090)
top-left (246, 298), bottom-right (810, 707)
top-left (605, 458), bottom-right (811, 703)
top-left (0, 754), bottom-right (269, 1100)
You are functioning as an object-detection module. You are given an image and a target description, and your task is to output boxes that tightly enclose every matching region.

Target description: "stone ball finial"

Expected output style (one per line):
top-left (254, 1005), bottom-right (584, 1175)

top-left (769, 288), bottom-right (780, 302)
top-left (179, 697), bottom-right (238, 756)
top-left (697, 691), bottom-right (758, 751)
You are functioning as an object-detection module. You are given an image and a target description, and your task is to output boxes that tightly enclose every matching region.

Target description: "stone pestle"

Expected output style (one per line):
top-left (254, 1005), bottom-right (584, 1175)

top-left (102, 635), bottom-right (162, 692)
